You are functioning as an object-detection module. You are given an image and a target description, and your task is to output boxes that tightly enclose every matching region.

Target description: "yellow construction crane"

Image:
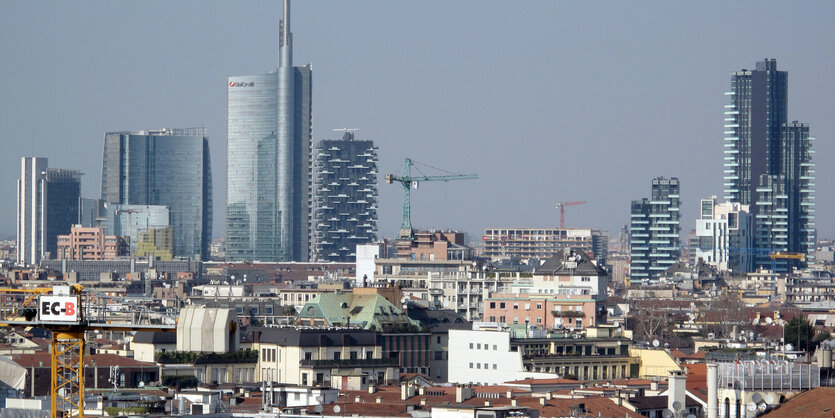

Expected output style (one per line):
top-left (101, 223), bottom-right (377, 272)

top-left (0, 285), bottom-right (175, 418)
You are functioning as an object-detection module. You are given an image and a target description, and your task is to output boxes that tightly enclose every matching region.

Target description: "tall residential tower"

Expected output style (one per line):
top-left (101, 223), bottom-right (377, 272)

top-left (723, 59), bottom-right (815, 271)
top-left (630, 177), bottom-right (681, 283)
top-left (311, 131), bottom-right (378, 262)
top-left (226, 0), bottom-right (312, 262)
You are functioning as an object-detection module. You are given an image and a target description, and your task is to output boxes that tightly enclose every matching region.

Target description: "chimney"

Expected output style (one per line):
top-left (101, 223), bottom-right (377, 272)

top-left (506, 390), bottom-right (513, 399)
top-left (401, 382), bottom-right (416, 400)
top-left (354, 396), bottom-right (361, 403)
top-left (368, 385), bottom-right (376, 394)
top-left (667, 370), bottom-right (686, 414)
top-left (511, 399), bottom-right (518, 407)
top-left (484, 401), bottom-right (491, 407)
top-left (376, 396), bottom-right (383, 404)
top-left (707, 364), bottom-right (718, 418)
top-left (650, 381), bottom-right (659, 391)
top-left (420, 398), bottom-right (427, 406)
top-left (539, 397), bottom-right (546, 406)
top-left (455, 385), bottom-right (474, 403)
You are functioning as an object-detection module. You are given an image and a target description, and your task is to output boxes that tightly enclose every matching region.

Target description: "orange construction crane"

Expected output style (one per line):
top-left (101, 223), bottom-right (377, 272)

top-left (1, 285), bottom-right (175, 418)
top-left (555, 201), bottom-right (586, 229)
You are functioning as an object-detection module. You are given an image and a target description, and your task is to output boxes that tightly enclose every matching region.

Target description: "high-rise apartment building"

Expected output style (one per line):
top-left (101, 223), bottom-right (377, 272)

top-left (723, 59), bottom-right (815, 272)
top-left (226, 0), bottom-right (312, 262)
top-left (311, 131), bottom-right (378, 262)
top-left (100, 128), bottom-right (212, 259)
top-left (629, 177), bottom-right (680, 283)
top-left (17, 157), bottom-right (47, 265)
top-left (482, 228), bottom-right (607, 265)
top-left (16, 158), bottom-right (81, 265)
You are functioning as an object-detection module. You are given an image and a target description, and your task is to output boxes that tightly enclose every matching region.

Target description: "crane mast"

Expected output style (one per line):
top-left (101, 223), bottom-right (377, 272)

top-left (1, 285), bottom-right (175, 418)
top-left (385, 158), bottom-right (477, 240)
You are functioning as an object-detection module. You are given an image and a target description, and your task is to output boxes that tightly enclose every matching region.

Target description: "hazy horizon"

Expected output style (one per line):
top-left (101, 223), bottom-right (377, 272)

top-left (2, 1), bottom-right (833, 246)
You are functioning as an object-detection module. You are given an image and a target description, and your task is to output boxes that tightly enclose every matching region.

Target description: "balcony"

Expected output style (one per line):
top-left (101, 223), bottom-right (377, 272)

top-left (298, 358), bottom-right (399, 368)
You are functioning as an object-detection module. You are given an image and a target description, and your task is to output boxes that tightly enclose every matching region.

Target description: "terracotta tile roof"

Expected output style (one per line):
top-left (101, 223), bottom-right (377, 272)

top-left (505, 378), bottom-right (582, 385)
top-left (763, 387), bottom-right (835, 417)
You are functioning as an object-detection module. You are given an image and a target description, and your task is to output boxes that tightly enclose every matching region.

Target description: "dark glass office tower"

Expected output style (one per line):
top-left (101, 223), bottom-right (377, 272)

top-left (43, 169), bottom-right (81, 259)
top-left (630, 177), bottom-right (681, 283)
top-left (226, 0), bottom-right (312, 262)
top-left (311, 131), bottom-right (378, 262)
top-left (723, 59), bottom-right (815, 271)
top-left (100, 128), bottom-right (212, 259)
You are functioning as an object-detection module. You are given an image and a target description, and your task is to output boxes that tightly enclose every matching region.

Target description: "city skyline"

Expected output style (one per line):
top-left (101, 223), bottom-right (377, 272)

top-left (2, 1), bottom-right (834, 243)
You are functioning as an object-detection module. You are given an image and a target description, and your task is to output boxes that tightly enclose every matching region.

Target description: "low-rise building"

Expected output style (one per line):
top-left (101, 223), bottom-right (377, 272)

top-left (56, 226), bottom-right (128, 260)
top-left (253, 328), bottom-right (397, 386)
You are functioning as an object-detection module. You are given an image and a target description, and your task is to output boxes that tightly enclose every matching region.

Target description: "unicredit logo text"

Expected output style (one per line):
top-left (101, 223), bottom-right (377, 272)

top-left (229, 81), bottom-right (255, 87)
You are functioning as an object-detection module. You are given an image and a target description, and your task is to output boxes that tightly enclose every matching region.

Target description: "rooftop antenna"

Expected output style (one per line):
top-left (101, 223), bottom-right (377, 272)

top-left (32, 127), bottom-right (35, 157)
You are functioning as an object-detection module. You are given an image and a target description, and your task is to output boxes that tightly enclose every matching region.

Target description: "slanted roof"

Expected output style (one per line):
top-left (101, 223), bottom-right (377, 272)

top-left (299, 292), bottom-right (419, 331)
top-left (534, 248), bottom-right (607, 276)
top-left (761, 387), bottom-right (835, 417)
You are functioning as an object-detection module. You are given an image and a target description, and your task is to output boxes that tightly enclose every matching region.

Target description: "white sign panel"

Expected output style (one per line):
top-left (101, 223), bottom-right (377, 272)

top-left (39, 296), bottom-right (80, 322)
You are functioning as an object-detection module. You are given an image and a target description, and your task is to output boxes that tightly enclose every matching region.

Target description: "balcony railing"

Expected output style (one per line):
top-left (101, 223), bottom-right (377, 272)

top-left (298, 358), bottom-right (399, 368)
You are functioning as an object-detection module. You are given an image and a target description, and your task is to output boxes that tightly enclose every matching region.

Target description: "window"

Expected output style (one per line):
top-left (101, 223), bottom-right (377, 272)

top-left (489, 302), bottom-right (496, 309)
top-left (525, 303), bottom-right (530, 310)
top-left (493, 345), bottom-right (497, 350)
top-left (367, 351), bottom-right (373, 359)
top-left (477, 343), bottom-right (481, 349)
top-left (350, 351), bottom-right (358, 360)
top-left (536, 303), bottom-right (542, 310)
top-left (265, 306), bottom-right (274, 314)
top-left (499, 303), bottom-right (505, 309)
top-left (333, 352), bottom-right (341, 361)
top-left (302, 373), bottom-right (308, 385)
top-left (469, 362), bottom-right (473, 369)
top-left (469, 343), bottom-right (474, 349)
top-left (493, 364), bottom-right (497, 370)
top-left (304, 351), bottom-right (312, 360)
top-left (477, 363), bottom-right (481, 369)
top-left (434, 351), bottom-right (443, 360)
top-left (436, 336), bottom-right (441, 344)
top-left (484, 363), bottom-right (488, 369)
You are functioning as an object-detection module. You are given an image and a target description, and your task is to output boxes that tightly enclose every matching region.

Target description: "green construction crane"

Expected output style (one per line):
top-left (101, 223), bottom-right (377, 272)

top-left (385, 158), bottom-right (477, 240)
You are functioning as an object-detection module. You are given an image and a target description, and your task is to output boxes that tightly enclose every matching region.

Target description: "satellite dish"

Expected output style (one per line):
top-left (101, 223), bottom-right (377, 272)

top-left (765, 394), bottom-right (775, 404)
top-left (751, 393), bottom-right (762, 403)
top-left (314, 405), bottom-right (323, 413)
top-left (786, 343), bottom-right (794, 351)
top-left (614, 321), bottom-right (620, 328)
top-left (673, 400), bottom-right (682, 411)
top-left (333, 405), bottom-right (341, 414)
top-left (747, 402), bottom-right (757, 412)
top-left (758, 403), bottom-right (767, 412)
top-left (139, 381), bottom-right (145, 388)
top-left (766, 316), bottom-right (773, 324)
top-left (662, 409), bottom-right (673, 418)
top-left (652, 339), bottom-right (660, 347)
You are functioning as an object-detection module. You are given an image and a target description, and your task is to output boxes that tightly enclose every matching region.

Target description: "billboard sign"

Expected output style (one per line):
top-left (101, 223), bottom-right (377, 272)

top-left (39, 296), bottom-right (81, 322)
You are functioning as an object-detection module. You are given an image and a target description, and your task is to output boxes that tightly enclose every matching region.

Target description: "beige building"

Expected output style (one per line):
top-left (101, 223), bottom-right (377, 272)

top-left (135, 226), bottom-right (174, 260)
top-left (254, 328), bottom-right (397, 386)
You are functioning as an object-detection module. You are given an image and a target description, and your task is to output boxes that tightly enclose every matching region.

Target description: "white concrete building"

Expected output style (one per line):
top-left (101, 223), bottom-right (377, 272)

top-left (530, 248), bottom-right (608, 301)
top-left (695, 197), bottom-right (753, 273)
top-left (447, 329), bottom-right (550, 385)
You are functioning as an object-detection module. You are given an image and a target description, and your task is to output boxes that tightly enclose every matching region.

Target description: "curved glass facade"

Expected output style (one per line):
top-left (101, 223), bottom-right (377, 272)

top-left (100, 129), bottom-right (212, 259)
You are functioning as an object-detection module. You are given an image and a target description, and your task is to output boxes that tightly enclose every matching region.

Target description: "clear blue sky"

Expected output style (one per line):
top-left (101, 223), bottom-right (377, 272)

top-left (1, 1), bottom-right (833, 243)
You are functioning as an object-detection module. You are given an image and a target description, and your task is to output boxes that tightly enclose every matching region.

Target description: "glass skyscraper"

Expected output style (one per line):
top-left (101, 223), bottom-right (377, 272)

top-left (100, 128), bottom-right (212, 259)
top-left (16, 158), bottom-right (81, 265)
top-left (311, 131), bottom-right (378, 262)
top-left (226, 0), bottom-right (312, 262)
top-left (723, 59), bottom-right (815, 271)
top-left (630, 177), bottom-right (681, 283)
top-left (43, 168), bottom-right (81, 259)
